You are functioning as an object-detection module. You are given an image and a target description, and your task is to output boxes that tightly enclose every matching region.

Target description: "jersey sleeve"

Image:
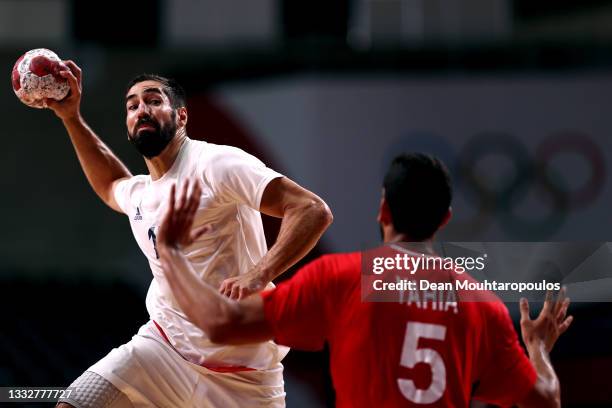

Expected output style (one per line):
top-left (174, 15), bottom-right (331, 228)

top-left (473, 303), bottom-right (537, 406)
top-left (112, 177), bottom-right (138, 214)
top-left (204, 147), bottom-right (283, 210)
top-left (260, 256), bottom-right (335, 351)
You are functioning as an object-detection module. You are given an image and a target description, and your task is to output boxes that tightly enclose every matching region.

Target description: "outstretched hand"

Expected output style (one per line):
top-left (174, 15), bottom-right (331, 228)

top-left (158, 179), bottom-right (209, 250)
top-left (520, 288), bottom-right (573, 353)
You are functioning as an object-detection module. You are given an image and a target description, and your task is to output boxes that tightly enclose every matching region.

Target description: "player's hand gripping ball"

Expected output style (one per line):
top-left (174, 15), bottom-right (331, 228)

top-left (11, 48), bottom-right (70, 108)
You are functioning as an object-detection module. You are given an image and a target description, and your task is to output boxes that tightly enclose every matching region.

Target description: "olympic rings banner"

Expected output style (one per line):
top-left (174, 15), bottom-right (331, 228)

top-left (384, 130), bottom-right (606, 240)
top-left (213, 74), bottom-right (612, 251)
top-left (361, 242), bottom-right (612, 303)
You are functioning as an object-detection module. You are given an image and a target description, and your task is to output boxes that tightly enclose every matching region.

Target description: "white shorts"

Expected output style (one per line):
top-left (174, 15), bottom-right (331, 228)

top-left (86, 321), bottom-right (286, 408)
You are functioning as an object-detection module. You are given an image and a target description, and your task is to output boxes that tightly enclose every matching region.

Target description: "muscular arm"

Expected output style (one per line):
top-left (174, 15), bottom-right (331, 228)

top-left (220, 177), bottom-right (333, 299)
top-left (518, 342), bottom-right (560, 408)
top-left (47, 61), bottom-right (131, 212)
top-left (259, 177), bottom-right (333, 279)
top-left (61, 115), bottom-right (131, 211)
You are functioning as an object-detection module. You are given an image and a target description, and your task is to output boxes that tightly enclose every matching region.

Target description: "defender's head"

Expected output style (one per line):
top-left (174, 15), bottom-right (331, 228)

top-left (378, 153), bottom-right (453, 242)
top-left (125, 74), bottom-right (188, 159)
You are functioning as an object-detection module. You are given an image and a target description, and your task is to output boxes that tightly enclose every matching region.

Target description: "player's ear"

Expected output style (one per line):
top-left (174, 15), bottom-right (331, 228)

top-left (177, 106), bottom-right (188, 127)
top-left (439, 207), bottom-right (452, 228)
top-left (377, 195), bottom-right (392, 226)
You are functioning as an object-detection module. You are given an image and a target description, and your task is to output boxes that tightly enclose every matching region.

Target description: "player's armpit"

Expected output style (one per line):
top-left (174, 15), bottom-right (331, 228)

top-left (207, 295), bottom-right (275, 345)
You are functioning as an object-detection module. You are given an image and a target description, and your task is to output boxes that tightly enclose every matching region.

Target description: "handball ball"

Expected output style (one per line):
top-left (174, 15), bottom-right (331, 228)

top-left (12, 48), bottom-right (70, 108)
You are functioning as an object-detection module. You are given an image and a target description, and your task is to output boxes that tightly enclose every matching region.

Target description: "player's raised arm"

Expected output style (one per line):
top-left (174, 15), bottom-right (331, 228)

top-left (518, 289), bottom-right (573, 408)
top-left (157, 180), bottom-right (273, 344)
top-left (45, 60), bottom-right (132, 212)
top-left (219, 177), bottom-right (333, 300)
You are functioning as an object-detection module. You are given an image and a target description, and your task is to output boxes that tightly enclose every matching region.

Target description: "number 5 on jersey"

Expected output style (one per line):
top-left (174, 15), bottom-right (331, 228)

top-left (398, 322), bottom-right (447, 404)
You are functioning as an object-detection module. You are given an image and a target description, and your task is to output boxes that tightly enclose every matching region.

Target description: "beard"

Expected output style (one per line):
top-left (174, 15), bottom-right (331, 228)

top-left (128, 112), bottom-right (177, 159)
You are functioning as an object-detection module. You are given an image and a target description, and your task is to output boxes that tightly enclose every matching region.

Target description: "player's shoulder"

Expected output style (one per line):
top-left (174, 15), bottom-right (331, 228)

top-left (307, 252), bottom-right (362, 277)
top-left (318, 251), bottom-right (361, 266)
top-left (200, 141), bottom-right (258, 164)
top-left (483, 297), bottom-right (512, 319)
top-left (112, 174), bottom-right (150, 212)
top-left (470, 289), bottom-right (511, 323)
top-left (118, 174), bottom-right (149, 189)
top-left (198, 141), bottom-right (265, 175)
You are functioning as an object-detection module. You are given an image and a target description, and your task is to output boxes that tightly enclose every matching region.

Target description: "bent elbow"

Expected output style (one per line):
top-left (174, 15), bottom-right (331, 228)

top-left (323, 203), bottom-right (334, 227)
top-left (312, 199), bottom-right (333, 229)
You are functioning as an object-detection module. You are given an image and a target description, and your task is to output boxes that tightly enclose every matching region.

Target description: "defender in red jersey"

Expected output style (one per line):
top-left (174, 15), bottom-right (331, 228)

top-left (157, 155), bottom-right (572, 407)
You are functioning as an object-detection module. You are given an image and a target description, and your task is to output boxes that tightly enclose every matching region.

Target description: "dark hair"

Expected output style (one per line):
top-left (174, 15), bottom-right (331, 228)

top-left (126, 74), bottom-right (187, 109)
top-left (383, 153), bottom-right (452, 241)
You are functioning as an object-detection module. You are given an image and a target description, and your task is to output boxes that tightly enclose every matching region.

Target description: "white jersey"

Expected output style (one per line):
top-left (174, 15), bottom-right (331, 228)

top-left (113, 138), bottom-right (288, 369)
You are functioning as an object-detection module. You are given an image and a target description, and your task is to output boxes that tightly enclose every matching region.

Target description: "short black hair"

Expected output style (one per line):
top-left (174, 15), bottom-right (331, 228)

top-left (383, 153), bottom-right (452, 241)
top-left (126, 74), bottom-right (187, 109)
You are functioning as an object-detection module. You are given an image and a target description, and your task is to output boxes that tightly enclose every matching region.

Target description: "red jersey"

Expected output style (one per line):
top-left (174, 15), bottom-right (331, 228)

top-left (262, 252), bottom-right (536, 407)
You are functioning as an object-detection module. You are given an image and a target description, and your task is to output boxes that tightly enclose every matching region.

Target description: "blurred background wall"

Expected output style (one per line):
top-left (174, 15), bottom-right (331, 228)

top-left (1, 0), bottom-right (612, 406)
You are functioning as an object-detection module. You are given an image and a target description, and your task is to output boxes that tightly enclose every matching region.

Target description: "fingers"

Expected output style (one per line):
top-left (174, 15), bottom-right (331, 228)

top-left (220, 278), bottom-right (242, 300)
top-left (176, 179), bottom-right (202, 242)
top-left (559, 315), bottom-right (573, 335)
top-left (190, 225), bottom-right (210, 242)
top-left (174, 179), bottom-right (191, 233)
top-left (190, 182), bottom-right (202, 211)
top-left (171, 178), bottom-right (202, 211)
top-left (165, 183), bottom-right (177, 230)
top-left (541, 290), bottom-right (554, 316)
top-left (177, 178), bottom-right (189, 212)
top-left (157, 183), bottom-right (176, 245)
top-left (551, 286), bottom-right (566, 317)
top-left (519, 297), bottom-right (531, 323)
top-left (169, 183), bottom-right (176, 214)
top-left (554, 286), bottom-right (571, 333)
top-left (165, 183), bottom-right (176, 225)
top-left (45, 97), bottom-right (57, 109)
top-left (59, 69), bottom-right (80, 97)
top-left (556, 297), bottom-right (570, 324)
top-left (219, 279), bottom-right (231, 296)
top-left (159, 179), bottom-right (203, 248)
top-left (63, 60), bottom-right (82, 83)
top-left (219, 277), bottom-right (258, 300)
top-left (183, 182), bottom-right (201, 231)
top-left (229, 285), bottom-right (240, 300)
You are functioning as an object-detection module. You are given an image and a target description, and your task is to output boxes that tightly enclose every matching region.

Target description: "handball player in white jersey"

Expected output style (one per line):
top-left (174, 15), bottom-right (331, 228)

top-left (45, 63), bottom-right (333, 408)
